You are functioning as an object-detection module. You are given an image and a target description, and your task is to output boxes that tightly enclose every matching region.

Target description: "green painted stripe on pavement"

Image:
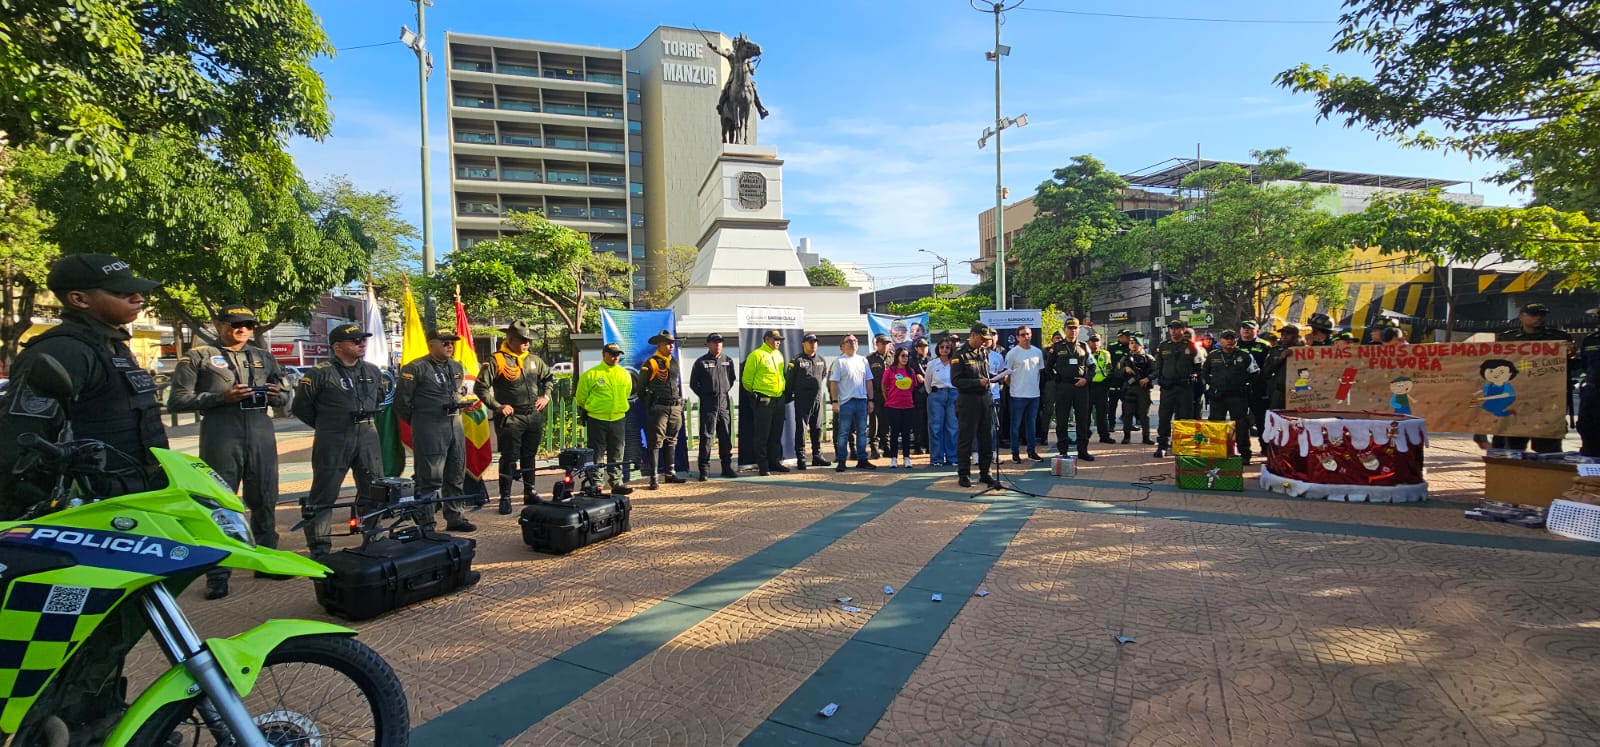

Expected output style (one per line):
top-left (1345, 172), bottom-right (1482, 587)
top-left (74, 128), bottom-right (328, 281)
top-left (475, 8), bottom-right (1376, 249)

top-left (411, 485), bottom-right (914, 745)
top-left (750, 501), bottom-right (1036, 745)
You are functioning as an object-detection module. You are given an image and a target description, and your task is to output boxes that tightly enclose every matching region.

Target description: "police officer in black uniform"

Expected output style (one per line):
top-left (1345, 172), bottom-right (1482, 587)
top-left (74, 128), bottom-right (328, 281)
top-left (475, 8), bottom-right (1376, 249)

top-left (1119, 335), bottom-right (1156, 444)
top-left (1237, 321), bottom-right (1272, 439)
top-left (0, 254), bottom-right (168, 517)
top-left (1495, 303), bottom-right (1574, 453)
top-left (690, 332), bottom-right (739, 480)
top-left (953, 324), bottom-right (998, 488)
top-left (867, 334), bottom-right (891, 459)
top-left (475, 320), bottom-right (554, 514)
top-left (1153, 319), bottom-right (1200, 458)
top-left (1203, 330), bottom-right (1255, 464)
top-left (787, 333), bottom-right (831, 469)
top-left (1306, 313), bottom-right (1336, 347)
top-left (292, 322), bottom-right (388, 559)
top-left (639, 329), bottom-right (688, 490)
top-left (1265, 323), bottom-right (1303, 413)
top-left (168, 304), bottom-right (288, 600)
top-left (0, 255), bottom-right (167, 747)
top-left (396, 327), bottom-right (476, 530)
top-left (1578, 308), bottom-right (1600, 457)
top-left (1046, 317), bottom-right (1096, 462)
top-left (1105, 329), bottom-right (1132, 433)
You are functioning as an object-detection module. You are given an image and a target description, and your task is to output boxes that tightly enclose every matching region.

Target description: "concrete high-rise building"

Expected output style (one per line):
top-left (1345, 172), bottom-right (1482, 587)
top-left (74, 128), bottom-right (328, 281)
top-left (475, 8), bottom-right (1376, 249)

top-left (444, 27), bottom-right (752, 302)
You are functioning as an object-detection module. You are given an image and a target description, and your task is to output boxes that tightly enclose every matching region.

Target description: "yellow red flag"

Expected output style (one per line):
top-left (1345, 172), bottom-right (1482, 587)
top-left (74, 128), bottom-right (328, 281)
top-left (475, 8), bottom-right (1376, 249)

top-left (454, 295), bottom-right (494, 480)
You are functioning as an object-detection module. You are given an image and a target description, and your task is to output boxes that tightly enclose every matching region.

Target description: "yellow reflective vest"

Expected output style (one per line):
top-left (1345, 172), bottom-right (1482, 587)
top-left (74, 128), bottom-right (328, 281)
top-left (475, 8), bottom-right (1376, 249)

top-left (574, 361), bottom-right (633, 421)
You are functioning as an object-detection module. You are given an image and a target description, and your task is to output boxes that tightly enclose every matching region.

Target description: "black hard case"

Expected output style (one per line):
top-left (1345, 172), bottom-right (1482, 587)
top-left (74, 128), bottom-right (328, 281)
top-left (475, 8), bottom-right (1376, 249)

top-left (518, 494), bottom-right (632, 554)
top-left (313, 531), bottom-right (477, 620)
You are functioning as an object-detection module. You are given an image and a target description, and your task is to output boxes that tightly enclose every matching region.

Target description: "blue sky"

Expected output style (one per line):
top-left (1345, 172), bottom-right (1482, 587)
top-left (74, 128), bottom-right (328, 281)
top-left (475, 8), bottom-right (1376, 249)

top-left (296, 0), bottom-right (1516, 289)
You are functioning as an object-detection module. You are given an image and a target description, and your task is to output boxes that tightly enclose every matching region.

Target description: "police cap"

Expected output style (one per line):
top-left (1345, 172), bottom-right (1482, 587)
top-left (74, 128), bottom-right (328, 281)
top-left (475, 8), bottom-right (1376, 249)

top-left (47, 253), bottom-right (160, 294)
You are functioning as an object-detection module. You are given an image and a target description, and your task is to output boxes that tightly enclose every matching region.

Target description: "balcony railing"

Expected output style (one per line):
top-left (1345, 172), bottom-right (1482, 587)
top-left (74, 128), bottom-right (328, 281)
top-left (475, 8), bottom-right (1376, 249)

top-left (455, 132), bottom-right (496, 144)
top-left (500, 135), bottom-right (540, 147)
top-left (456, 167), bottom-right (497, 180)
top-left (502, 168), bottom-right (542, 183)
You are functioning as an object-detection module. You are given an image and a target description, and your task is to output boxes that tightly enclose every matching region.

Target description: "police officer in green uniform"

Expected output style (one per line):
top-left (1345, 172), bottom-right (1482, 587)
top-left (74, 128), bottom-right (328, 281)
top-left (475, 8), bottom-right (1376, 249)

top-left (953, 324), bottom-right (998, 488)
top-left (0, 255), bottom-right (167, 747)
top-left (575, 343), bottom-right (635, 494)
top-left (1153, 319), bottom-right (1200, 458)
top-left (1578, 308), bottom-right (1600, 457)
top-left (639, 329), bottom-right (688, 490)
top-left (475, 320), bottom-right (554, 514)
top-left (1495, 303), bottom-right (1574, 453)
top-left (1087, 333), bottom-right (1117, 444)
top-left (787, 333), bottom-right (832, 469)
top-left (1203, 330), bottom-right (1255, 464)
top-left (1237, 321), bottom-right (1272, 440)
top-left (291, 322), bottom-right (388, 559)
top-left (167, 303), bottom-right (288, 600)
top-left (0, 254), bottom-right (168, 519)
top-left (396, 327), bottom-right (476, 530)
top-left (1047, 317), bottom-right (1096, 461)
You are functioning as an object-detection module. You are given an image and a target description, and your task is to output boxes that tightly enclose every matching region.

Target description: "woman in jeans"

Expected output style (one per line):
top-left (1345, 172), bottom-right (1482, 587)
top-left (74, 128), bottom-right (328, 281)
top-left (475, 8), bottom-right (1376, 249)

top-left (882, 347), bottom-right (922, 467)
top-left (923, 337), bottom-right (959, 467)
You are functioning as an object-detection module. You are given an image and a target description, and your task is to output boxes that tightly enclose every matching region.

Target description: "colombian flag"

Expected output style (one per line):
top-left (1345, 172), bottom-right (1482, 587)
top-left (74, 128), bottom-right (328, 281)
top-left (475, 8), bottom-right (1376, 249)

top-left (454, 293), bottom-right (493, 486)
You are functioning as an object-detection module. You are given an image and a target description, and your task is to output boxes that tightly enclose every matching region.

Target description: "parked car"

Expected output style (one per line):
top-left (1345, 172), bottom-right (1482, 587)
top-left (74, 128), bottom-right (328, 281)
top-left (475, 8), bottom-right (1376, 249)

top-left (551, 362), bottom-right (573, 376)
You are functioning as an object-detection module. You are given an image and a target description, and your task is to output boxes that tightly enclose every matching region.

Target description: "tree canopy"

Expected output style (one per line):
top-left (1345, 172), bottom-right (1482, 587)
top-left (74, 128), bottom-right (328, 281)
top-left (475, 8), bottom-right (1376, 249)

top-left (637, 244), bottom-right (697, 308)
top-left (311, 175), bottom-right (419, 298)
top-left (0, 143), bottom-right (58, 368)
top-left (1010, 155), bottom-right (1136, 317)
top-left (1276, 0), bottom-right (1600, 216)
top-left (1120, 149), bottom-right (1349, 329)
top-left (888, 285), bottom-right (994, 331)
top-left (0, 0), bottom-right (333, 179)
top-left (432, 211), bottom-right (632, 354)
top-left (804, 258), bottom-right (849, 288)
top-left (32, 135), bottom-right (374, 339)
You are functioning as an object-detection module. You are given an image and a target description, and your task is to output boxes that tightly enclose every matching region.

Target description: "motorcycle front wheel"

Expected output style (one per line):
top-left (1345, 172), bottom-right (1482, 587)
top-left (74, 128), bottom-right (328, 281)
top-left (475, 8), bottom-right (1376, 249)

top-left (130, 634), bottom-right (409, 746)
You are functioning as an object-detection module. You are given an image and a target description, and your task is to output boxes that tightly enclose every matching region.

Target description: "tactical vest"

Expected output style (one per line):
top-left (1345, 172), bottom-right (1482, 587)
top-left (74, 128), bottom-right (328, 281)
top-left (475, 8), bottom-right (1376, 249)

top-left (39, 324), bottom-right (167, 462)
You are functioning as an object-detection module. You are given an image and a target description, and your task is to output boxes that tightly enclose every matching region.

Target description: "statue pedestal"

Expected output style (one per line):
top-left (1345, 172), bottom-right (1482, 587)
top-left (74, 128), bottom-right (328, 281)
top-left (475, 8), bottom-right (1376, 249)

top-left (670, 144), bottom-right (866, 343)
top-left (688, 144), bottom-right (807, 287)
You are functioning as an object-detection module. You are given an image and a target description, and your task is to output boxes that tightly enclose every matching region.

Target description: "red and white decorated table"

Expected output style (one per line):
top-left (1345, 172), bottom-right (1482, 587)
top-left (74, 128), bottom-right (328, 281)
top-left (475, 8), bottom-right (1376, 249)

top-left (1260, 410), bottom-right (1428, 503)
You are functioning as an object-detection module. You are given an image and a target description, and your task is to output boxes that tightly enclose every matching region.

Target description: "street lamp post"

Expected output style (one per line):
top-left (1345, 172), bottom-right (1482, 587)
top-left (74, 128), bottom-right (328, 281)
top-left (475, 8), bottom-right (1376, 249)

top-left (917, 249), bottom-right (949, 296)
top-left (974, 0), bottom-right (1027, 311)
top-left (401, 1), bottom-right (436, 324)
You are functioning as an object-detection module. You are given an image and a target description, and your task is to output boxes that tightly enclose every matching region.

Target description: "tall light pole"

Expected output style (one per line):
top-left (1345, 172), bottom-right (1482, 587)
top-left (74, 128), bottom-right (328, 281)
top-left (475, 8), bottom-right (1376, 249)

top-left (918, 249), bottom-right (949, 295)
top-left (974, 0), bottom-right (1027, 311)
top-left (401, 1), bottom-right (436, 323)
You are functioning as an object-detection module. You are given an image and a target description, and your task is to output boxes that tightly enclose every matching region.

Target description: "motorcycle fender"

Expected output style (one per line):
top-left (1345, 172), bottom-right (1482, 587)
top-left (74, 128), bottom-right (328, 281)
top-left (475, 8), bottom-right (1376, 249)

top-left (102, 620), bottom-right (357, 746)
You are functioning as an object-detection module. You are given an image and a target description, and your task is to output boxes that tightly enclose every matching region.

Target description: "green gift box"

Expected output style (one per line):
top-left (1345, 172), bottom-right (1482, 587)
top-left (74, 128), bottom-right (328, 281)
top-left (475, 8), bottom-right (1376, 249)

top-left (1175, 456), bottom-right (1244, 491)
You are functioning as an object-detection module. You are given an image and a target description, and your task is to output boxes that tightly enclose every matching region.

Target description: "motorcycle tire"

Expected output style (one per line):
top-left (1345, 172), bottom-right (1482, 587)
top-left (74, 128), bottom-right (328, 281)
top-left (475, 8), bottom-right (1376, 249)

top-left (128, 634), bottom-right (409, 746)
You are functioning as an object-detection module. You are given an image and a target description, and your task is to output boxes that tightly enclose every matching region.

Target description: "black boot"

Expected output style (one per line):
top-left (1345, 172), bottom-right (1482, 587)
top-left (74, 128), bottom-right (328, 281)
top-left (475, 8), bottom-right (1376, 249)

top-left (721, 462), bottom-right (738, 478)
top-left (698, 464), bottom-right (709, 482)
top-left (665, 473), bottom-right (688, 484)
top-left (498, 497), bottom-right (513, 515)
top-left (958, 473), bottom-right (973, 488)
top-left (1121, 434), bottom-right (1131, 444)
top-left (647, 477), bottom-right (659, 490)
top-left (795, 456), bottom-right (808, 471)
top-left (1077, 451), bottom-right (1096, 462)
top-left (204, 576), bottom-right (229, 601)
top-left (811, 454), bottom-right (831, 467)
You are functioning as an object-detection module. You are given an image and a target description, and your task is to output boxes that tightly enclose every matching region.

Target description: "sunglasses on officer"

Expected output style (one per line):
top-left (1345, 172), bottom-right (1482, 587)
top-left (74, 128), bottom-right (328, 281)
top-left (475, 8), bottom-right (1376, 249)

top-left (230, 321), bottom-right (257, 330)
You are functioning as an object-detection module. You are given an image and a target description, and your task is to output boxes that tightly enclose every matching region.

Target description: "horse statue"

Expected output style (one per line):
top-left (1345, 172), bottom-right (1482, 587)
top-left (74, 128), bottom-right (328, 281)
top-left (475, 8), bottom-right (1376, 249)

top-left (712, 34), bottom-right (769, 145)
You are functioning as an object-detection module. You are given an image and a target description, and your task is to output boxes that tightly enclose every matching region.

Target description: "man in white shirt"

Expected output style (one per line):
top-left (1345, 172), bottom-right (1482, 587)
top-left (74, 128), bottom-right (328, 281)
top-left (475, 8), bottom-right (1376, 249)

top-left (828, 335), bottom-right (877, 472)
top-left (1004, 326), bottom-right (1046, 461)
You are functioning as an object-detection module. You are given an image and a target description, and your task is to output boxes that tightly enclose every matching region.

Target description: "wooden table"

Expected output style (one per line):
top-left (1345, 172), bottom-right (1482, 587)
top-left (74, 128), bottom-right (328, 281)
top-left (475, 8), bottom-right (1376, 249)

top-left (1482, 456), bottom-right (1577, 507)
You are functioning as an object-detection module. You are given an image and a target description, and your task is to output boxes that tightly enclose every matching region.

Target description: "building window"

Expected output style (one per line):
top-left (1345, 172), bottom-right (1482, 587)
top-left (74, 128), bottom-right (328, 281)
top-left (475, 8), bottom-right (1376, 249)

top-left (628, 151), bottom-right (642, 166)
top-left (626, 88), bottom-right (641, 104)
top-left (767, 271), bottom-right (786, 287)
top-left (631, 212), bottom-right (645, 228)
top-left (629, 182), bottom-right (644, 196)
top-left (631, 244), bottom-right (645, 260)
top-left (627, 120), bottom-right (642, 135)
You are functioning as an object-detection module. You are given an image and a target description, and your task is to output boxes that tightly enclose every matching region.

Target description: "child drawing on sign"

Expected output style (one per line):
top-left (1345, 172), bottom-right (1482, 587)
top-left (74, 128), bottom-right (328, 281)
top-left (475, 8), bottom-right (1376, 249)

top-left (1388, 376), bottom-right (1414, 415)
top-left (1293, 368), bottom-right (1311, 393)
top-left (1472, 359), bottom-right (1518, 417)
top-left (1335, 367), bottom-right (1359, 404)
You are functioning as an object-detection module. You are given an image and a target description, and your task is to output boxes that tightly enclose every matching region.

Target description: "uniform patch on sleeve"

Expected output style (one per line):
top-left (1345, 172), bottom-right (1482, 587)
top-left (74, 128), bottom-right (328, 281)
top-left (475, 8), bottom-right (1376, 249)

top-left (7, 383), bottom-right (60, 420)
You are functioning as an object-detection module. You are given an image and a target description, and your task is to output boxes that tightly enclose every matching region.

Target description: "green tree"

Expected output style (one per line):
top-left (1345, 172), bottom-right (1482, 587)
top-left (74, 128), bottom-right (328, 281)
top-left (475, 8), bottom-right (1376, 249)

top-left (433, 211), bottom-right (632, 357)
top-left (637, 243), bottom-right (698, 308)
top-left (34, 135), bottom-right (372, 339)
top-left (1276, 0), bottom-right (1600, 216)
top-left (804, 258), bottom-right (849, 288)
top-left (888, 285), bottom-right (994, 331)
top-left (311, 175), bottom-right (419, 297)
top-left (0, 0), bottom-right (333, 179)
top-left (0, 143), bottom-right (59, 368)
top-left (1322, 191), bottom-right (1600, 329)
top-left (1011, 154), bottom-right (1136, 316)
top-left (1125, 149), bottom-right (1349, 329)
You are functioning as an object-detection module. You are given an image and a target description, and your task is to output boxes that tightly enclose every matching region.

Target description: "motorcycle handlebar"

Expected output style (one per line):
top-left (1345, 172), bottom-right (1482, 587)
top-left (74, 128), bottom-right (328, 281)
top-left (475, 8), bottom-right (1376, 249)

top-left (17, 432), bottom-right (67, 459)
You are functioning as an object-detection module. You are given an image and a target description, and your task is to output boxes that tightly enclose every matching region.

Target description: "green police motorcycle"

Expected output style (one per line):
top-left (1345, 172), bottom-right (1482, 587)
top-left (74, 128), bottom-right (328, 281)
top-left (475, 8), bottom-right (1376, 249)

top-left (0, 356), bottom-right (408, 745)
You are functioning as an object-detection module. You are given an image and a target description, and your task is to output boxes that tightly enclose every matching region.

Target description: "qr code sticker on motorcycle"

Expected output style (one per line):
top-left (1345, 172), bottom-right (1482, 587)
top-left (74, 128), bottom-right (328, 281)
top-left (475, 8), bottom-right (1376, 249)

top-left (44, 585), bottom-right (90, 615)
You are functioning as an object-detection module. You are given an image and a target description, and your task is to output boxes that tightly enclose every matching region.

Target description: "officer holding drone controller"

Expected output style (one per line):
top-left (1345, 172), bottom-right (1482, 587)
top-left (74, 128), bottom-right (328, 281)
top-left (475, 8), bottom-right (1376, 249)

top-left (167, 303), bottom-right (288, 600)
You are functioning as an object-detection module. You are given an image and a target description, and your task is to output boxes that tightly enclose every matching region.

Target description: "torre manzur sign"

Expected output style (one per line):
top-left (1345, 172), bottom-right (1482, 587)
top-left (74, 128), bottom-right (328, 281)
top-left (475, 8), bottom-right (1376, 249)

top-left (661, 39), bottom-right (718, 85)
